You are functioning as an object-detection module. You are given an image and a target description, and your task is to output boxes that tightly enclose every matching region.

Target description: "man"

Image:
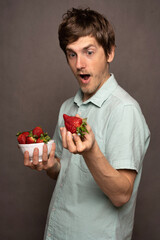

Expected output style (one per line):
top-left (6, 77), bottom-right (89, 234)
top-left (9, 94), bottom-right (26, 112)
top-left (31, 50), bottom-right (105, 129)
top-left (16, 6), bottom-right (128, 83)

top-left (24, 8), bottom-right (150, 240)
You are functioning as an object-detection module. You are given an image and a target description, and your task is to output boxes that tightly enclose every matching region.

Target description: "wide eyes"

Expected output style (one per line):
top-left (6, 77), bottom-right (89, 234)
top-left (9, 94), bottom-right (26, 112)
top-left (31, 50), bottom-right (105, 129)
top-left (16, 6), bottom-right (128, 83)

top-left (67, 52), bottom-right (76, 58)
top-left (87, 50), bottom-right (94, 56)
top-left (66, 49), bottom-right (95, 60)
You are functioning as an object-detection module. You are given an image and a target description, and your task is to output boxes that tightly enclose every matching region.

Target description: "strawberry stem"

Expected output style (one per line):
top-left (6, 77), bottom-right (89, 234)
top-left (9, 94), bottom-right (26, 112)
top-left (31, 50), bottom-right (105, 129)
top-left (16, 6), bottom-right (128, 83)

top-left (76, 118), bottom-right (88, 139)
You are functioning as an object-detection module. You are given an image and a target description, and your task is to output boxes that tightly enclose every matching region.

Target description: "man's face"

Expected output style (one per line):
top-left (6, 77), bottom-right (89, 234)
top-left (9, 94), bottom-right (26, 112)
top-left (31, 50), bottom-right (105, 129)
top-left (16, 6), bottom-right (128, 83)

top-left (66, 36), bottom-right (113, 101)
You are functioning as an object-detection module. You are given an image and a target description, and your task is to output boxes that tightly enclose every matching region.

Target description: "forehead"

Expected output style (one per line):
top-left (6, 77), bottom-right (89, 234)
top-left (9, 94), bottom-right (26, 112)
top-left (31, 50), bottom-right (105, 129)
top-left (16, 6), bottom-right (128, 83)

top-left (66, 36), bottom-right (99, 52)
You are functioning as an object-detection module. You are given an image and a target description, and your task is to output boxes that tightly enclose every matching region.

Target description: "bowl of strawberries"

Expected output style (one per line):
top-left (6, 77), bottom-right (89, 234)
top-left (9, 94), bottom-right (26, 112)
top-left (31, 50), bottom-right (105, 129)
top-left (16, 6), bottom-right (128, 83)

top-left (17, 126), bottom-right (54, 162)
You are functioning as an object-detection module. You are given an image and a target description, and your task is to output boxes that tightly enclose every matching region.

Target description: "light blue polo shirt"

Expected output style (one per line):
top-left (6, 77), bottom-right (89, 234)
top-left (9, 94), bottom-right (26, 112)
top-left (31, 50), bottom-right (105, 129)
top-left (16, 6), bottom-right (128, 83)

top-left (44, 74), bottom-right (150, 240)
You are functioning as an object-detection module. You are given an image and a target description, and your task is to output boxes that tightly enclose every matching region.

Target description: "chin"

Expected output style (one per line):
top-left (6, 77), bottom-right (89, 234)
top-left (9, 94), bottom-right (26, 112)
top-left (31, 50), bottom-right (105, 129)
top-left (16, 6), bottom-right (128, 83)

top-left (83, 86), bottom-right (97, 95)
top-left (82, 90), bottom-right (95, 101)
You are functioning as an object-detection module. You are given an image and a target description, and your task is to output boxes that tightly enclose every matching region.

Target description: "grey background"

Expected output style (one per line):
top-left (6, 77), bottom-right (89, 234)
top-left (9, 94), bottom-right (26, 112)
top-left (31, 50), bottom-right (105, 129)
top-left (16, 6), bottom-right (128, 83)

top-left (0, 0), bottom-right (159, 239)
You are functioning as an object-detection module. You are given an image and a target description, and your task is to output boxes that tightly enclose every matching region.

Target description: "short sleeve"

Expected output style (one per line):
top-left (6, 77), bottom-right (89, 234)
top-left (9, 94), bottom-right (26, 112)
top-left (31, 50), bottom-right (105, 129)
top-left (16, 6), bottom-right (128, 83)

top-left (105, 104), bottom-right (150, 172)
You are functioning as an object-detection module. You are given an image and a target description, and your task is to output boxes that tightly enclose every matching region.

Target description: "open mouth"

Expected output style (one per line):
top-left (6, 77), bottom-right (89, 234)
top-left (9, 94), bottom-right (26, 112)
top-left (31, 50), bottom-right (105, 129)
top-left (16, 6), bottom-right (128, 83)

top-left (79, 74), bottom-right (90, 81)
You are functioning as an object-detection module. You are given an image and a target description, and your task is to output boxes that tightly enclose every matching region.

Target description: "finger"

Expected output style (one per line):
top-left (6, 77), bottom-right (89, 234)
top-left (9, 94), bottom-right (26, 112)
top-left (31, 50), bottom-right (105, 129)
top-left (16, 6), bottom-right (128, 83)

top-left (42, 144), bottom-right (48, 164)
top-left (45, 142), bottom-right (56, 169)
top-left (73, 134), bottom-right (85, 153)
top-left (35, 162), bottom-right (43, 171)
top-left (66, 131), bottom-right (77, 153)
top-left (42, 142), bottom-right (55, 168)
top-left (60, 127), bottom-right (68, 148)
top-left (75, 113), bottom-right (81, 118)
top-left (32, 148), bottom-right (39, 165)
top-left (85, 123), bottom-right (91, 133)
top-left (48, 142), bottom-right (56, 160)
top-left (24, 151), bottom-right (31, 167)
top-left (83, 124), bottom-right (92, 141)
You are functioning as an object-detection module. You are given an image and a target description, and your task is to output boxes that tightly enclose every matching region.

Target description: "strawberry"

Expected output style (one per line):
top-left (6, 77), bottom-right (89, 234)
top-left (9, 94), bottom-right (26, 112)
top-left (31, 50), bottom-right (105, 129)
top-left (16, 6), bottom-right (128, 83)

top-left (63, 114), bottom-right (88, 138)
top-left (16, 127), bottom-right (51, 144)
top-left (16, 131), bottom-right (29, 144)
top-left (26, 136), bottom-right (36, 144)
top-left (17, 133), bottom-right (26, 144)
top-left (32, 126), bottom-right (44, 138)
top-left (36, 138), bottom-right (44, 143)
top-left (22, 131), bottom-right (30, 137)
top-left (36, 133), bottom-right (51, 143)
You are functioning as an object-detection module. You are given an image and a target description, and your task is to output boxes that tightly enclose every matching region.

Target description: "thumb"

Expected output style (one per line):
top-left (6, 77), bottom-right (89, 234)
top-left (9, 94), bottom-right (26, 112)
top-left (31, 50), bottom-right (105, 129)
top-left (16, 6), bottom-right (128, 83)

top-left (75, 113), bottom-right (82, 119)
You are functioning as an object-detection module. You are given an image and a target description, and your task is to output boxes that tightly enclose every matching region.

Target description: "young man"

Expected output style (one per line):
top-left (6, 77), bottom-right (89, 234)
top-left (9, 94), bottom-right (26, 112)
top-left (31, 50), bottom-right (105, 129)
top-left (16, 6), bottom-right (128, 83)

top-left (24, 8), bottom-right (150, 240)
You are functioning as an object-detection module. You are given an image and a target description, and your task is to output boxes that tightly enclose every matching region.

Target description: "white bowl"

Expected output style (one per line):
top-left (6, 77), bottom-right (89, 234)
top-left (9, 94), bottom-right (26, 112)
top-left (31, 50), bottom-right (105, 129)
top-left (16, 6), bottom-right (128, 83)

top-left (18, 139), bottom-right (54, 162)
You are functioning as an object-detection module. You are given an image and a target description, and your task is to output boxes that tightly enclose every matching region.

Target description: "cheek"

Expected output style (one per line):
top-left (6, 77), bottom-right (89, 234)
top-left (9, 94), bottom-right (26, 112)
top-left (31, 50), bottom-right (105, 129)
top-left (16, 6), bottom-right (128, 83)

top-left (92, 59), bottom-right (105, 73)
top-left (68, 61), bottom-right (76, 71)
top-left (69, 66), bottom-right (77, 76)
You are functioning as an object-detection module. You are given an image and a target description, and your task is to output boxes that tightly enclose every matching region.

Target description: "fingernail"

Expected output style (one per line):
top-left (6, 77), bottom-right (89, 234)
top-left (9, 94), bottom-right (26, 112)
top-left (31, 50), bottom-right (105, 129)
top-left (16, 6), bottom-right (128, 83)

top-left (67, 131), bottom-right (71, 136)
top-left (60, 127), bottom-right (65, 133)
top-left (35, 148), bottom-right (39, 153)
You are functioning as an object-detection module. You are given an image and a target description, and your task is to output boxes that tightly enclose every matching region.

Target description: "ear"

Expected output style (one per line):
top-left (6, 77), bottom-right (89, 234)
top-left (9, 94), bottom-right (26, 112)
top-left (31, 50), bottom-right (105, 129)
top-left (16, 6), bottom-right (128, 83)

top-left (107, 46), bottom-right (115, 63)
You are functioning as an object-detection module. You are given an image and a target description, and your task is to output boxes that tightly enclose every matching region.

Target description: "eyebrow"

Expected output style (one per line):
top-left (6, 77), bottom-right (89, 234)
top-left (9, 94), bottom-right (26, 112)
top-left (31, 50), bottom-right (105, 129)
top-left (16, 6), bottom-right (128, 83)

top-left (66, 44), bottom-right (96, 52)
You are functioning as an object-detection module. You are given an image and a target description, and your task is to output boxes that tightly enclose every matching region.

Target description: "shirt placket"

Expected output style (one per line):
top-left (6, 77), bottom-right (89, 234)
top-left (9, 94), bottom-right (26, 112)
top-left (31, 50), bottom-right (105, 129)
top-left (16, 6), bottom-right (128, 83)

top-left (77, 104), bottom-right (88, 118)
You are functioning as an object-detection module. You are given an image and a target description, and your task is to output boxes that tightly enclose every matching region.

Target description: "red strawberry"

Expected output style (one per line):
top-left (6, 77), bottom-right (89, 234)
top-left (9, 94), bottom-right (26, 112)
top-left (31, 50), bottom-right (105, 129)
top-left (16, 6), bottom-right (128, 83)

top-left (22, 131), bottom-right (30, 137)
top-left (36, 133), bottom-right (51, 143)
top-left (63, 114), bottom-right (88, 138)
top-left (17, 133), bottom-right (26, 144)
top-left (36, 138), bottom-right (44, 143)
top-left (26, 136), bottom-right (36, 144)
top-left (16, 127), bottom-right (51, 144)
top-left (32, 126), bottom-right (44, 138)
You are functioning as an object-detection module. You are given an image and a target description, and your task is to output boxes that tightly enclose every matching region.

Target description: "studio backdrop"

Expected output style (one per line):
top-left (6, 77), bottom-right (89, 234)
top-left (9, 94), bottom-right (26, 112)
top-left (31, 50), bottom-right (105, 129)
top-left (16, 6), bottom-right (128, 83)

top-left (0, 0), bottom-right (160, 239)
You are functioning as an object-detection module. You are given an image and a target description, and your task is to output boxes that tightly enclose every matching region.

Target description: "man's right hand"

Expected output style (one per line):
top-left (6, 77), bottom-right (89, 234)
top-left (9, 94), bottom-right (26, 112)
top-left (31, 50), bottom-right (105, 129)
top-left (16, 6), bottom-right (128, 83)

top-left (24, 142), bottom-right (60, 179)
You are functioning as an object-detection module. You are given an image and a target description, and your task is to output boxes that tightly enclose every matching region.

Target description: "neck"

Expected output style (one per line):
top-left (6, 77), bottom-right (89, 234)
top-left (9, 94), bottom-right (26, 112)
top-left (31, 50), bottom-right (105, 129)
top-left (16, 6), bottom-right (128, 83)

top-left (82, 73), bottom-right (111, 102)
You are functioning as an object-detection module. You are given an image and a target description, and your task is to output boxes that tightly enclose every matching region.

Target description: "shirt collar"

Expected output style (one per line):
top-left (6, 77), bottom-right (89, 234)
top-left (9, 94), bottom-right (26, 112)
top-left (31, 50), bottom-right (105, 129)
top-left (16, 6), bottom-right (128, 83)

top-left (74, 74), bottom-right (118, 107)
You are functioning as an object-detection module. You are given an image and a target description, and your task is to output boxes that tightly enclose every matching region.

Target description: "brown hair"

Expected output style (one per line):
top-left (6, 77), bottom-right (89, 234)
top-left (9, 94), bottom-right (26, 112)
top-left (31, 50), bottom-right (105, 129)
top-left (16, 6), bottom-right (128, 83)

top-left (58, 8), bottom-right (115, 58)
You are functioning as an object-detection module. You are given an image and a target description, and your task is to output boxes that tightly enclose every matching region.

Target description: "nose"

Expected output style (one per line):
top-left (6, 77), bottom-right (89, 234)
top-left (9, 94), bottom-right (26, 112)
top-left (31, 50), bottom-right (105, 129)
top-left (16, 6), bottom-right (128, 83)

top-left (76, 55), bottom-right (86, 70)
